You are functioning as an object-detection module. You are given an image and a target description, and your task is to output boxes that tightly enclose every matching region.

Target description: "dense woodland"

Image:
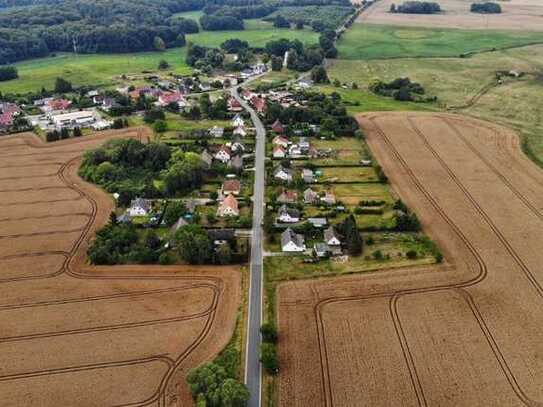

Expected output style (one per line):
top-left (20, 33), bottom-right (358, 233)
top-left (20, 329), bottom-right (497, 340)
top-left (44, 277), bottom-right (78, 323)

top-left (0, 0), bottom-right (353, 64)
top-left (390, 1), bottom-right (441, 14)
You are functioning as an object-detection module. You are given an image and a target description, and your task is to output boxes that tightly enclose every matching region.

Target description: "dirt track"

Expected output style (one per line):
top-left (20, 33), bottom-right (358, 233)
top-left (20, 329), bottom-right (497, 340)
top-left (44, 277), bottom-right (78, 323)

top-left (0, 129), bottom-right (240, 407)
top-left (278, 112), bottom-right (543, 406)
top-left (358, 0), bottom-right (543, 31)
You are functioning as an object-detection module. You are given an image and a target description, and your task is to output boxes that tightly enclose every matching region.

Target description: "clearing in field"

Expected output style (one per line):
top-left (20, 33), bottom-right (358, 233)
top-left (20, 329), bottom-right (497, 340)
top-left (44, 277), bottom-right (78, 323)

top-left (279, 112), bottom-right (543, 406)
top-left (359, 0), bottom-right (543, 31)
top-left (0, 130), bottom-right (240, 406)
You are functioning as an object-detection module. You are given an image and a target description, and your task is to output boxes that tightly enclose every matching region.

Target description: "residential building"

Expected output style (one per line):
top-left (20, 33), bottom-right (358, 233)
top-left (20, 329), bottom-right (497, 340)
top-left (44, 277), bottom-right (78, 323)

top-left (201, 150), bottom-right (213, 168)
top-left (313, 242), bottom-right (330, 258)
top-left (299, 137), bottom-right (310, 152)
top-left (128, 198), bottom-right (151, 217)
top-left (229, 155), bottom-right (244, 172)
top-left (209, 126), bottom-right (224, 138)
top-left (42, 99), bottom-right (72, 113)
top-left (281, 228), bottom-right (305, 252)
top-left (324, 226), bottom-right (341, 246)
top-left (251, 96), bottom-right (266, 114)
top-left (302, 168), bottom-right (315, 183)
top-left (217, 194), bottom-right (239, 217)
top-left (50, 110), bottom-right (97, 129)
top-left (214, 146), bottom-right (232, 163)
top-left (271, 119), bottom-right (284, 134)
top-left (277, 190), bottom-right (298, 204)
top-left (170, 217), bottom-right (188, 234)
top-left (233, 126), bottom-right (247, 137)
top-left (231, 114), bottom-right (245, 128)
top-left (228, 98), bottom-right (243, 112)
top-left (274, 166), bottom-right (293, 183)
top-left (278, 204), bottom-right (300, 223)
top-left (273, 145), bottom-right (287, 159)
top-left (289, 144), bottom-right (302, 157)
top-left (157, 91), bottom-right (187, 108)
top-left (272, 135), bottom-right (289, 147)
top-left (222, 179), bottom-right (241, 196)
top-left (308, 218), bottom-right (327, 228)
top-left (321, 191), bottom-right (337, 205)
top-left (304, 188), bottom-right (319, 204)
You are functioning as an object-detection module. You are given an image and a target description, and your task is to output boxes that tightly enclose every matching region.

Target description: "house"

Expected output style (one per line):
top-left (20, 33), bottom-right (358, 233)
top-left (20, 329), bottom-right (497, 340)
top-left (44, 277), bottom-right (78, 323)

top-left (50, 110), bottom-right (97, 129)
top-left (252, 63), bottom-right (267, 75)
top-left (271, 119), bottom-right (284, 134)
top-left (321, 191), bottom-right (336, 205)
top-left (43, 99), bottom-right (72, 113)
top-left (128, 198), bottom-right (151, 217)
top-left (233, 126), bottom-right (247, 137)
top-left (324, 226), bottom-right (341, 246)
top-left (281, 228), bottom-right (305, 252)
top-left (296, 78), bottom-right (314, 89)
top-left (302, 168), bottom-right (315, 183)
top-left (229, 155), bottom-right (244, 171)
top-left (228, 97), bottom-right (243, 112)
top-left (217, 194), bottom-right (239, 217)
top-left (313, 243), bottom-right (330, 258)
top-left (222, 179), bottom-right (241, 196)
top-left (242, 89), bottom-right (256, 101)
top-left (230, 138), bottom-right (245, 153)
top-left (289, 144), bottom-right (302, 157)
top-left (209, 126), bottom-right (224, 138)
top-left (201, 150), bottom-right (213, 168)
top-left (117, 212), bottom-right (132, 224)
top-left (304, 188), bottom-right (319, 204)
top-left (272, 135), bottom-right (289, 148)
top-left (199, 82), bottom-right (212, 92)
top-left (273, 145), bottom-right (287, 159)
top-left (308, 146), bottom-right (319, 159)
top-left (251, 97), bottom-right (266, 114)
top-left (101, 98), bottom-right (121, 112)
top-left (0, 102), bottom-right (21, 116)
top-left (157, 91), bottom-right (187, 108)
top-left (277, 190), bottom-right (298, 204)
top-left (299, 137), bottom-right (310, 152)
top-left (207, 228), bottom-right (235, 245)
top-left (170, 217), bottom-right (188, 234)
top-left (274, 166), bottom-right (293, 183)
top-left (308, 218), bottom-right (327, 228)
top-left (214, 146), bottom-right (232, 163)
top-left (231, 114), bottom-right (245, 128)
top-left (278, 204), bottom-right (300, 223)
top-left (0, 112), bottom-right (14, 128)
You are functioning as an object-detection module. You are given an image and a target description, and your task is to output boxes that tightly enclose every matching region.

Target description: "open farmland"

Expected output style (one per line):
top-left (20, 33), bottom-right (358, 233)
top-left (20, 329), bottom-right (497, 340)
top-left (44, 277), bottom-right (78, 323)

top-left (359, 0), bottom-right (543, 31)
top-left (0, 130), bottom-right (240, 406)
top-left (279, 112), bottom-right (543, 406)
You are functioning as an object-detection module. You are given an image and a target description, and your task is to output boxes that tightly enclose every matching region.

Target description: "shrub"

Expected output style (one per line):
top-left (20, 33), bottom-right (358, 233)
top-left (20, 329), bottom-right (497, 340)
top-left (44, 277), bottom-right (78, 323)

top-left (406, 250), bottom-right (418, 259)
top-left (372, 250), bottom-right (384, 260)
top-left (261, 323), bottom-right (278, 343)
top-left (260, 343), bottom-right (279, 374)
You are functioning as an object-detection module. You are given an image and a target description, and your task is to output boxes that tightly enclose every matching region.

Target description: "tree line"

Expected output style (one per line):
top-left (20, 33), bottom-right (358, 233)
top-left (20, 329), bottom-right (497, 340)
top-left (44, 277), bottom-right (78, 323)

top-left (390, 1), bottom-right (441, 14)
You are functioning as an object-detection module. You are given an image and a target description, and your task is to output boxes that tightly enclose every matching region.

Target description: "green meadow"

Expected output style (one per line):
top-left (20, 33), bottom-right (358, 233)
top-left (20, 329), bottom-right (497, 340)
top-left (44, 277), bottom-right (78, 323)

top-left (0, 18), bottom-right (318, 94)
top-left (337, 24), bottom-right (543, 60)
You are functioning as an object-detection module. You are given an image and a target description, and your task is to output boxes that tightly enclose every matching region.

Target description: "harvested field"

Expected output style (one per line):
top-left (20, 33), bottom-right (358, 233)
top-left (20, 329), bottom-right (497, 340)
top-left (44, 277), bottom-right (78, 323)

top-left (278, 112), bottom-right (543, 406)
top-left (359, 0), bottom-right (543, 31)
top-left (0, 129), bottom-right (240, 406)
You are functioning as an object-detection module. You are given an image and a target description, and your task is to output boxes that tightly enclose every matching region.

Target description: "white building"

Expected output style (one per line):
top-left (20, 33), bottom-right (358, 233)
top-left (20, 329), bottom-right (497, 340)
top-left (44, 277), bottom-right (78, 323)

top-left (50, 110), bottom-right (97, 129)
top-left (281, 228), bottom-right (305, 252)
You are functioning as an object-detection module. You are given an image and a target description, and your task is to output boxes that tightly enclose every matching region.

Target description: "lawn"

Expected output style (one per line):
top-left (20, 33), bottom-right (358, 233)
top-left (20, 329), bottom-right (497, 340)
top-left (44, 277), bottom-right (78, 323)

top-left (318, 166), bottom-right (378, 183)
top-left (314, 183), bottom-right (395, 205)
top-left (0, 21), bottom-right (318, 94)
top-left (337, 24), bottom-right (543, 60)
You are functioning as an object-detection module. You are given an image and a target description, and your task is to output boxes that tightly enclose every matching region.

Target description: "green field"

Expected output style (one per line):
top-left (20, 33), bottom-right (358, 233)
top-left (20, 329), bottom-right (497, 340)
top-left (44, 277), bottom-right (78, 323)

top-left (337, 24), bottom-right (543, 60)
top-left (0, 20), bottom-right (318, 94)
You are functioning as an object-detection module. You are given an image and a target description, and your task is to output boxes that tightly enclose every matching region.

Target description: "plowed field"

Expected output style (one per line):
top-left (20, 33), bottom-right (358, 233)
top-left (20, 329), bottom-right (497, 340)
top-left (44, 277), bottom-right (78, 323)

top-left (278, 112), bottom-right (543, 406)
top-left (0, 130), bottom-right (240, 407)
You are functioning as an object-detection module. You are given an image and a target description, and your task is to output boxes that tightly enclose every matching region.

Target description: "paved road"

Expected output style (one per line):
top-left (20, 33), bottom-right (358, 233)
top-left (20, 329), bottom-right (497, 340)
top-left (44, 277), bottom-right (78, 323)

top-left (231, 85), bottom-right (266, 407)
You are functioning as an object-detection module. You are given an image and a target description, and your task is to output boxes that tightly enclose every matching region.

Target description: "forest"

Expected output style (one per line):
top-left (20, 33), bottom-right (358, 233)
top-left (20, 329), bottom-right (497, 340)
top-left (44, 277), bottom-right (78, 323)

top-left (0, 0), bottom-right (353, 64)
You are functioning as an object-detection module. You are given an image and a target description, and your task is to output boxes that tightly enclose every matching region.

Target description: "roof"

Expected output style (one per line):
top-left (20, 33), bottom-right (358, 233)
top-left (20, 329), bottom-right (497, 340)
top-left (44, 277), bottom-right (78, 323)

top-left (279, 204), bottom-right (300, 218)
top-left (274, 166), bottom-right (293, 177)
top-left (324, 226), bottom-right (340, 244)
top-left (278, 190), bottom-right (297, 202)
top-left (272, 135), bottom-right (289, 145)
top-left (170, 217), bottom-right (188, 233)
top-left (207, 228), bottom-right (235, 241)
top-left (281, 228), bottom-right (304, 248)
top-left (314, 242), bottom-right (329, 253)
top-left (272, 119), bottom-right (284, 132)
top-left (160, 91), bottom-right (184, 104)
top-left (229, 155), bottom-right (244, 169)
top-left (308, 218), bottom-right (327, 226)
top-left (216, 145), bottom-right (231, 155)
top-left (223, 179), bottom-right (241, 192)
top-left (201, 150), bottom-right (213, 165)
top-left (273, 145), bottom-right (286, 154)
top-left (130, 198), bottom-right (151, 211)
top-left (48, 99), bottom-right (72, 111)
top-left (221, 194), bottom-right (239, 211)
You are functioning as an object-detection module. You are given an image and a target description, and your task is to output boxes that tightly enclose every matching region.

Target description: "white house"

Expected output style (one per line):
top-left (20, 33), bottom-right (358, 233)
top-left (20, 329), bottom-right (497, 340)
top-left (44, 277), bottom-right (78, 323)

top-left (278, 205), bottom-right (300, 223)
top-left (324, 226), bottom-right (341, 246)
top-left (281, 228), bottom-right (305, 252)
top-left (289, 144), bottom-right (302, 157)
top-left (274, 166), bottom-right (293, 183)
top-left (128, 198), bottom-right (151, 217)
top-left (272, 135), bottom-right (289, 148)
top-left (233, 126), bottom-right (247, 137)
top-left (209, 126), bottom-right (224, 138)
top-left (50, 110), bottom-right (97, 129)
top-left (231, 114), bottom-right (245, 128)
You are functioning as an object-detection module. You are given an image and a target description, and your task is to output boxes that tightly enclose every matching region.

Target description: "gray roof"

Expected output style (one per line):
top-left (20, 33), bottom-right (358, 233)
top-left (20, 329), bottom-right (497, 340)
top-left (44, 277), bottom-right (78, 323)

top-left (229, 154), bottom-right (243, 169)
top-left (201, 150), bottom-right (213, 166)
top-left (324, 226), bottom-right (340, 245)
top-left (304, 188), bottom-right (318, 202)
top-left (170, 217), bottom-right (188, 233)
top-left (130, 198), bottom-right (151, 212)
top-left (308, 218), bottom-right (327, 227)
top-left (279, 204), bottom-right (300, 218)
top-left (314, 242), bottom-right (330, 254)
top-left (281, 228), bottom-right (304, 248)
top-left (274, 166), bottom-right (293, 177)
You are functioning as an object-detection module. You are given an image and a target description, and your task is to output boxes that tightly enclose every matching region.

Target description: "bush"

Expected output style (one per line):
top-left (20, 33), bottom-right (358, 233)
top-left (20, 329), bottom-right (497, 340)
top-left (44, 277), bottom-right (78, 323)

top-left (260, 343), bottom-right (279, 374)
top-left (261, 322), bottom-right (278, 343)
top-left (391, 1), bottom-right (442, 14)
top-left (406, 250), bottom-right (418, 259)
top-left (0, 66), bottom-right (18, 82)
top-left (471, 2), bottom-right (501, 13)
top-left (372, 250), bottom-right (384, 261)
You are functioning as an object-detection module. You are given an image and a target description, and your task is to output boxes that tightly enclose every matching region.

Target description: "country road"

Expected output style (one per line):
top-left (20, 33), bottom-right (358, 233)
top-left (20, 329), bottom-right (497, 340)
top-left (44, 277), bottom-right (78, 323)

top-left (231, 85), bottom-right (266, 407)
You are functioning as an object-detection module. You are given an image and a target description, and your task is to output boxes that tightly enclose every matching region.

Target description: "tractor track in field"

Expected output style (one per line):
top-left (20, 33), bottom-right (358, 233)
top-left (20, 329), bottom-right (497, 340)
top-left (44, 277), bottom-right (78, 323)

top-left (0, 129), bottom-right (240, 406)
top-left (280, 112), bottom-right (543, 407)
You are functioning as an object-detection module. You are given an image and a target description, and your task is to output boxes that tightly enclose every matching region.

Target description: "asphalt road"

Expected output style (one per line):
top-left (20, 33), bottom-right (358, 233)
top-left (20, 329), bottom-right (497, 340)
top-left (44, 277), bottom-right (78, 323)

top-left (231, 85), bottom-right (265, 407)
